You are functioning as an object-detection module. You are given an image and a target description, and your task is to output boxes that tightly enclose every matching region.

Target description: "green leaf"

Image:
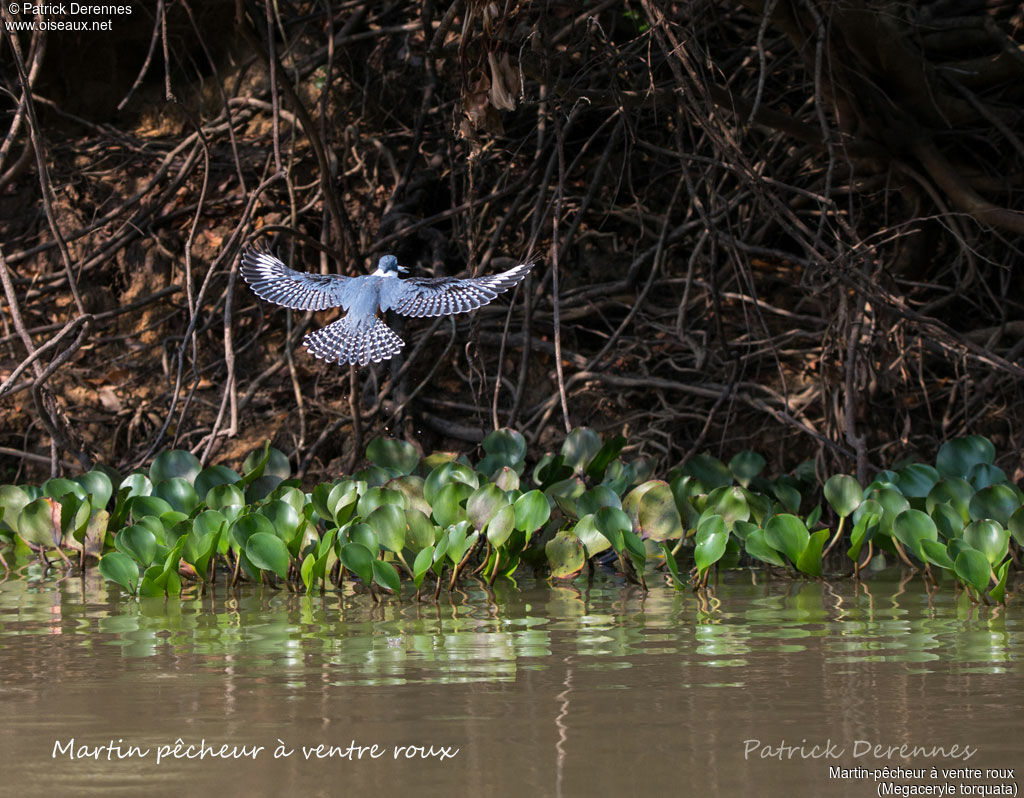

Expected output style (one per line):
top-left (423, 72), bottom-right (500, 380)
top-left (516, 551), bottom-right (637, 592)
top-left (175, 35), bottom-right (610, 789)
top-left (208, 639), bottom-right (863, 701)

top-left (575, 484), bottom-right (622, 517)
top-left (920, 539), bottom-right (955, 570)
top-left (892, 509), bottom-right (938, 562)
top-left (936, 435), bottom-right (994, 478)
top-left (729, 450), bottom-right (765, 487)
top-left (432, 481), bottom-right (473, 528)
top-left (43, 477), bottom-right (85, 501)
top-left (150, 449), bottom-right (201, 484)
top-left (194, 466), bottom-right (240, 500)
top-left (485, 503), bottom-right (516, 548)
top-left (930, 502), bottom-right (965, 540)
top-left (560, 427), bottom-right (603, 475)
top-left (423, 462), bottom-right (478, 505)
top-left (259, 500), bottom-right (302, 544)
top-left (764, 513), bottom-right (810, 566)
top-left (894, 463), bottom-right (940, 498)
top-left (962, 520), bottom-right (1009, 566)
top-left (366, 437), bottom-right (420, 475)
top-left (585, 434), bottom-right (626, 481)
top-left (366, 504), bottom-right (407, 553)
top-left (300, 553), bottom-right (316, 590)
top-left (98, 551), bottom-right (140, 594)
top-left (404, 508), bottom-right (438, 552)
top-left (706, 485), bottom-right (750, 527)
top-left (824, 474), bottom-right (861, 518)
top-left (989, 560), bottom-right (1010, 603)
top-left (153, 477), bottom-right (199, 514)
top-left (694, 515), bottom-right (728, 577)
top-left (128, 494), bottom-right (173, 522)
top-left (412, 546), bottom-right (434, 589)
top-left (795, 528), bottom-right (829, 577)
top-left (623, 480), bottom-right (684, 541)
top-left (968, 484), bottom-right (1018, 526)
top-left (243, 444), bottom-right (291, 481)
top-left (205, 483), bottom-right (245, 511)
top-left (595, 506), bottom-right (631, 553)
top-left (965, 463), bottom-right (1006, 491)
top-left (1009, 506), bottom-right (1024, 547)
top-left (513, 490), bottom-right (550, 536)
top-left (572, 513), bottom-right (611, 557)
top-left (228, 513), bottom-right (276, 550)
top-left (466, 483), bottom-right (508, 532)
top-left (17, 497), bottom-right (61, 548)
top-left (114, 525), bottom-right (159, 566)
top-left (372, 559), bottom-right (402, 593)
top-left (683, 454), bottom-right (733, 490)
top-left (478, 428), bottom-right (527, 476)
top-left (744, 528), bottom-right (786, 567)
top-left (0, 485), bottom-right (31, 535)
top-left (119, 472), bottom-right (153, 498)
top-left (75, 470), bottom-right (113, 509)
top-left (926, 478), bottom-right (973, 521)
top-left (545, 531), bottom-right (585, 579)
top-left (346, 523), bottom-right (379, 553)
top-left (245, 532), bottom-right (290, 579)
top-left (953, 547), bottom-right (992, 593)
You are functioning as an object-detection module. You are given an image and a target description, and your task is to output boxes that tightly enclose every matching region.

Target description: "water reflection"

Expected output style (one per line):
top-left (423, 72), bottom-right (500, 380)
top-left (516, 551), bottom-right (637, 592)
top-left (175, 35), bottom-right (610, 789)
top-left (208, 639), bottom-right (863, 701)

top-left (0, 570), bottom-right (1019, 685)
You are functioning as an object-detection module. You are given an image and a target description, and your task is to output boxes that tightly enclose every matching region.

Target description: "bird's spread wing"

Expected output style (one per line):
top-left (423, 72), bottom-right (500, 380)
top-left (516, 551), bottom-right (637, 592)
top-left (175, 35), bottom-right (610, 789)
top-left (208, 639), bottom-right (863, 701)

top-left (380, 262), bottom-right (533, 318)
top-left (240, 245), bottom-right (357, 311)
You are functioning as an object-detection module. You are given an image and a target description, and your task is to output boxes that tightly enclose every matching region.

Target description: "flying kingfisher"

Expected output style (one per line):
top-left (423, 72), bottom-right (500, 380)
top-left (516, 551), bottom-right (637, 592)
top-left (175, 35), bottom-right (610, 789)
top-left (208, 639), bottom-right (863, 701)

top-left (240, 244), bottom-right (533, 367)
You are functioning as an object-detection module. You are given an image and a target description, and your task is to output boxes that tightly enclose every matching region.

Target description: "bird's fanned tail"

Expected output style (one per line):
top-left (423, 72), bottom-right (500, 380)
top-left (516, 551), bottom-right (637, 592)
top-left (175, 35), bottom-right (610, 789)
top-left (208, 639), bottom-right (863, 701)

top-left (303, 315), bottom-right (405, 366)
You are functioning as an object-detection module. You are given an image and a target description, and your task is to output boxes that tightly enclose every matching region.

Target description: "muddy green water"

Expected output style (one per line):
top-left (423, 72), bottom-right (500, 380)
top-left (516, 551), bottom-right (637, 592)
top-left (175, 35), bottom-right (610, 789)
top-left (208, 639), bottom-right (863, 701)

top-left (0, 571), bottom-right (1020, 797)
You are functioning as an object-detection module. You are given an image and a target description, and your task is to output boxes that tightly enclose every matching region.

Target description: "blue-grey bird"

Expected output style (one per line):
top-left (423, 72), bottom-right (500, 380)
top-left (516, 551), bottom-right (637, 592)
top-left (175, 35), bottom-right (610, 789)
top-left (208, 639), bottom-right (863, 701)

top-left (240, 244), bottom-right (533, 366)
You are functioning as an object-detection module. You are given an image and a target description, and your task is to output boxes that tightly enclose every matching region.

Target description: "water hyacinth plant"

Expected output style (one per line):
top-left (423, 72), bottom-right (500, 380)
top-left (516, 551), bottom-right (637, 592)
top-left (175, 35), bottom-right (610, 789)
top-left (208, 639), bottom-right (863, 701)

top-left (0, 431), bottom-right (1018, 604)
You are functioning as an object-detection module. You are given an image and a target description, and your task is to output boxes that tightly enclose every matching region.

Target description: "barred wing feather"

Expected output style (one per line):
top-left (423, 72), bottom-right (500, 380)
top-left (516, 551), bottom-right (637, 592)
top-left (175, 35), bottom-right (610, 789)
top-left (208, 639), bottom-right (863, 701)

top-left (381, 262), bottom-right (533, 318)
top-left (240, 245), bottom-right (356, 311)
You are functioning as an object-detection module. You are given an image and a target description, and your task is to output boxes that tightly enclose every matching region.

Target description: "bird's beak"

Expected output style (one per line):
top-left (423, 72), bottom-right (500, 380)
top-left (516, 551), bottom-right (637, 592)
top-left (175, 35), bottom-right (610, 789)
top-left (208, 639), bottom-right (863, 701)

top-left (398, 265), bottom-right (409, 274)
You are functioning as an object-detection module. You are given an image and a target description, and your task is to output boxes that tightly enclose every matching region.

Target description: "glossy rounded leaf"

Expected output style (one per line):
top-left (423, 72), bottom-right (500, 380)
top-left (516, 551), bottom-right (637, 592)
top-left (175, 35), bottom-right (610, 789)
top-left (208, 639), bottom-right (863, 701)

top-left (1009, 506), bottom-right (1024, 547)
top-left (228, 513), bottom-right (276, 549)
top-left (367, 504), bottom-right (407, 553)
top-left (346, 522), bottom-right (379, 553)
top-left (795, 528), bottom-right (829, 577)
top-left (892, 509), bottom-right (938, 561)
top-left (485, 503), bottom-right (516, 548)
top-left (936, 435), bottom-right (994, 478)
top-left (243, 445), bottom-right (291, 481)
top-left (824, 474), bottom-right (861, 518)
top-left (894, 463), bottom-right (939, 498)
top-left (42, 477), bottom-right (85, 501)
top-left (626, 481), bottom-right (684, 541)
top-left (114, 524), bottom-right (158, 565)
top-left (432, 481), bottom-right (473, 528)
top-left (743, 528), bottom-right (786, 567)
top-left (128, 494), bottom-right (173, 522)
top-left (404, 508), bottom-right (438, 551)
top-left (98, 551), bottom-right (140, 594)
top-left (479, 428), bottom-right (527, 475)
top-left (467, 483), bottom-right (508, 532)
top-left (968, 484), bottom-right (1018, 526)
top-left (371, 559), bottom-right (402, 593)
top-left (194, 466), bottom-right (240, 500)
top-left (150, 449), bottom-right (201, 484)
top-left (75, 470), bottom-right (113, 509)
top-left (694, 515), bottom-right (728, 577)
top-left (545, 531), bottom-right (585, 579)
top-left (424, 462), bottom-right (479, 505)
top-left (584, 434), bottom-right (626, 481)
top-left (683, 454), bottom-right (733, 490)
top-left (356, 486), bottom-right (404, 517)
top-left (764, 513), bottom-right (810, 566)
top-left (706, 485), bottom-right (750, 527)
top-left (560, 427), bottom-right (603, 474)
top-left (571, 513), bottom-right (610, 557)
top-left (575, 484), bottom-right (621, 518)
top-left (965, 463), bottom-right (1006, 491)
top-left (595, 506), bottom-right (632, 553)
top-left (920, 539), bottom-right (955, 570)
top-left (366, 437), bottom-right (420, 475)
top-left (245, 532), bottom-right (290, 579)
top-left (205, 483), bottom-right (245, 511)
top-left (493, 467), bottom-right (520, 491)
top-left (729, 450), bottom-right (765, 487)
top-left (962, 520), bottom-right (1009, 566)
top-left (119, 472), bottom-right (152, 498)
top-left (0, 485), bottom-right (31, 533)
top-left (17, 497), bottom-right (61, 547)
top-left (514, 490), bottom-right (550, 535)
top-left (260, 500), bottom-right (301, 543)
top-left (930, 503), bottom-right (964, 541)
top-left (926, 478), bottom-right (973, 521)
top-left (154, 478), bottom-right (199, 514)
top-left (953, 547), bottom-right (992, 593)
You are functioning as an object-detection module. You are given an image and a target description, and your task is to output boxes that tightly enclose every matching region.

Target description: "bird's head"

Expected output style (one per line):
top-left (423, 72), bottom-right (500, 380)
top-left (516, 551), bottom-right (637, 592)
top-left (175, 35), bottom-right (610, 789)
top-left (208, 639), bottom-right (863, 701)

top-left (374, 255), bottom-right (408, 277)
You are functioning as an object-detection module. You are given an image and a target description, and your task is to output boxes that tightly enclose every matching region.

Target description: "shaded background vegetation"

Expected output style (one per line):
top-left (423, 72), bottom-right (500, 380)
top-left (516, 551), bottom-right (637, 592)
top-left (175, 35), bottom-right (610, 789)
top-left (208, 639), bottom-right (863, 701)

top-left (1, 0), bottom-right (1022, 485)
